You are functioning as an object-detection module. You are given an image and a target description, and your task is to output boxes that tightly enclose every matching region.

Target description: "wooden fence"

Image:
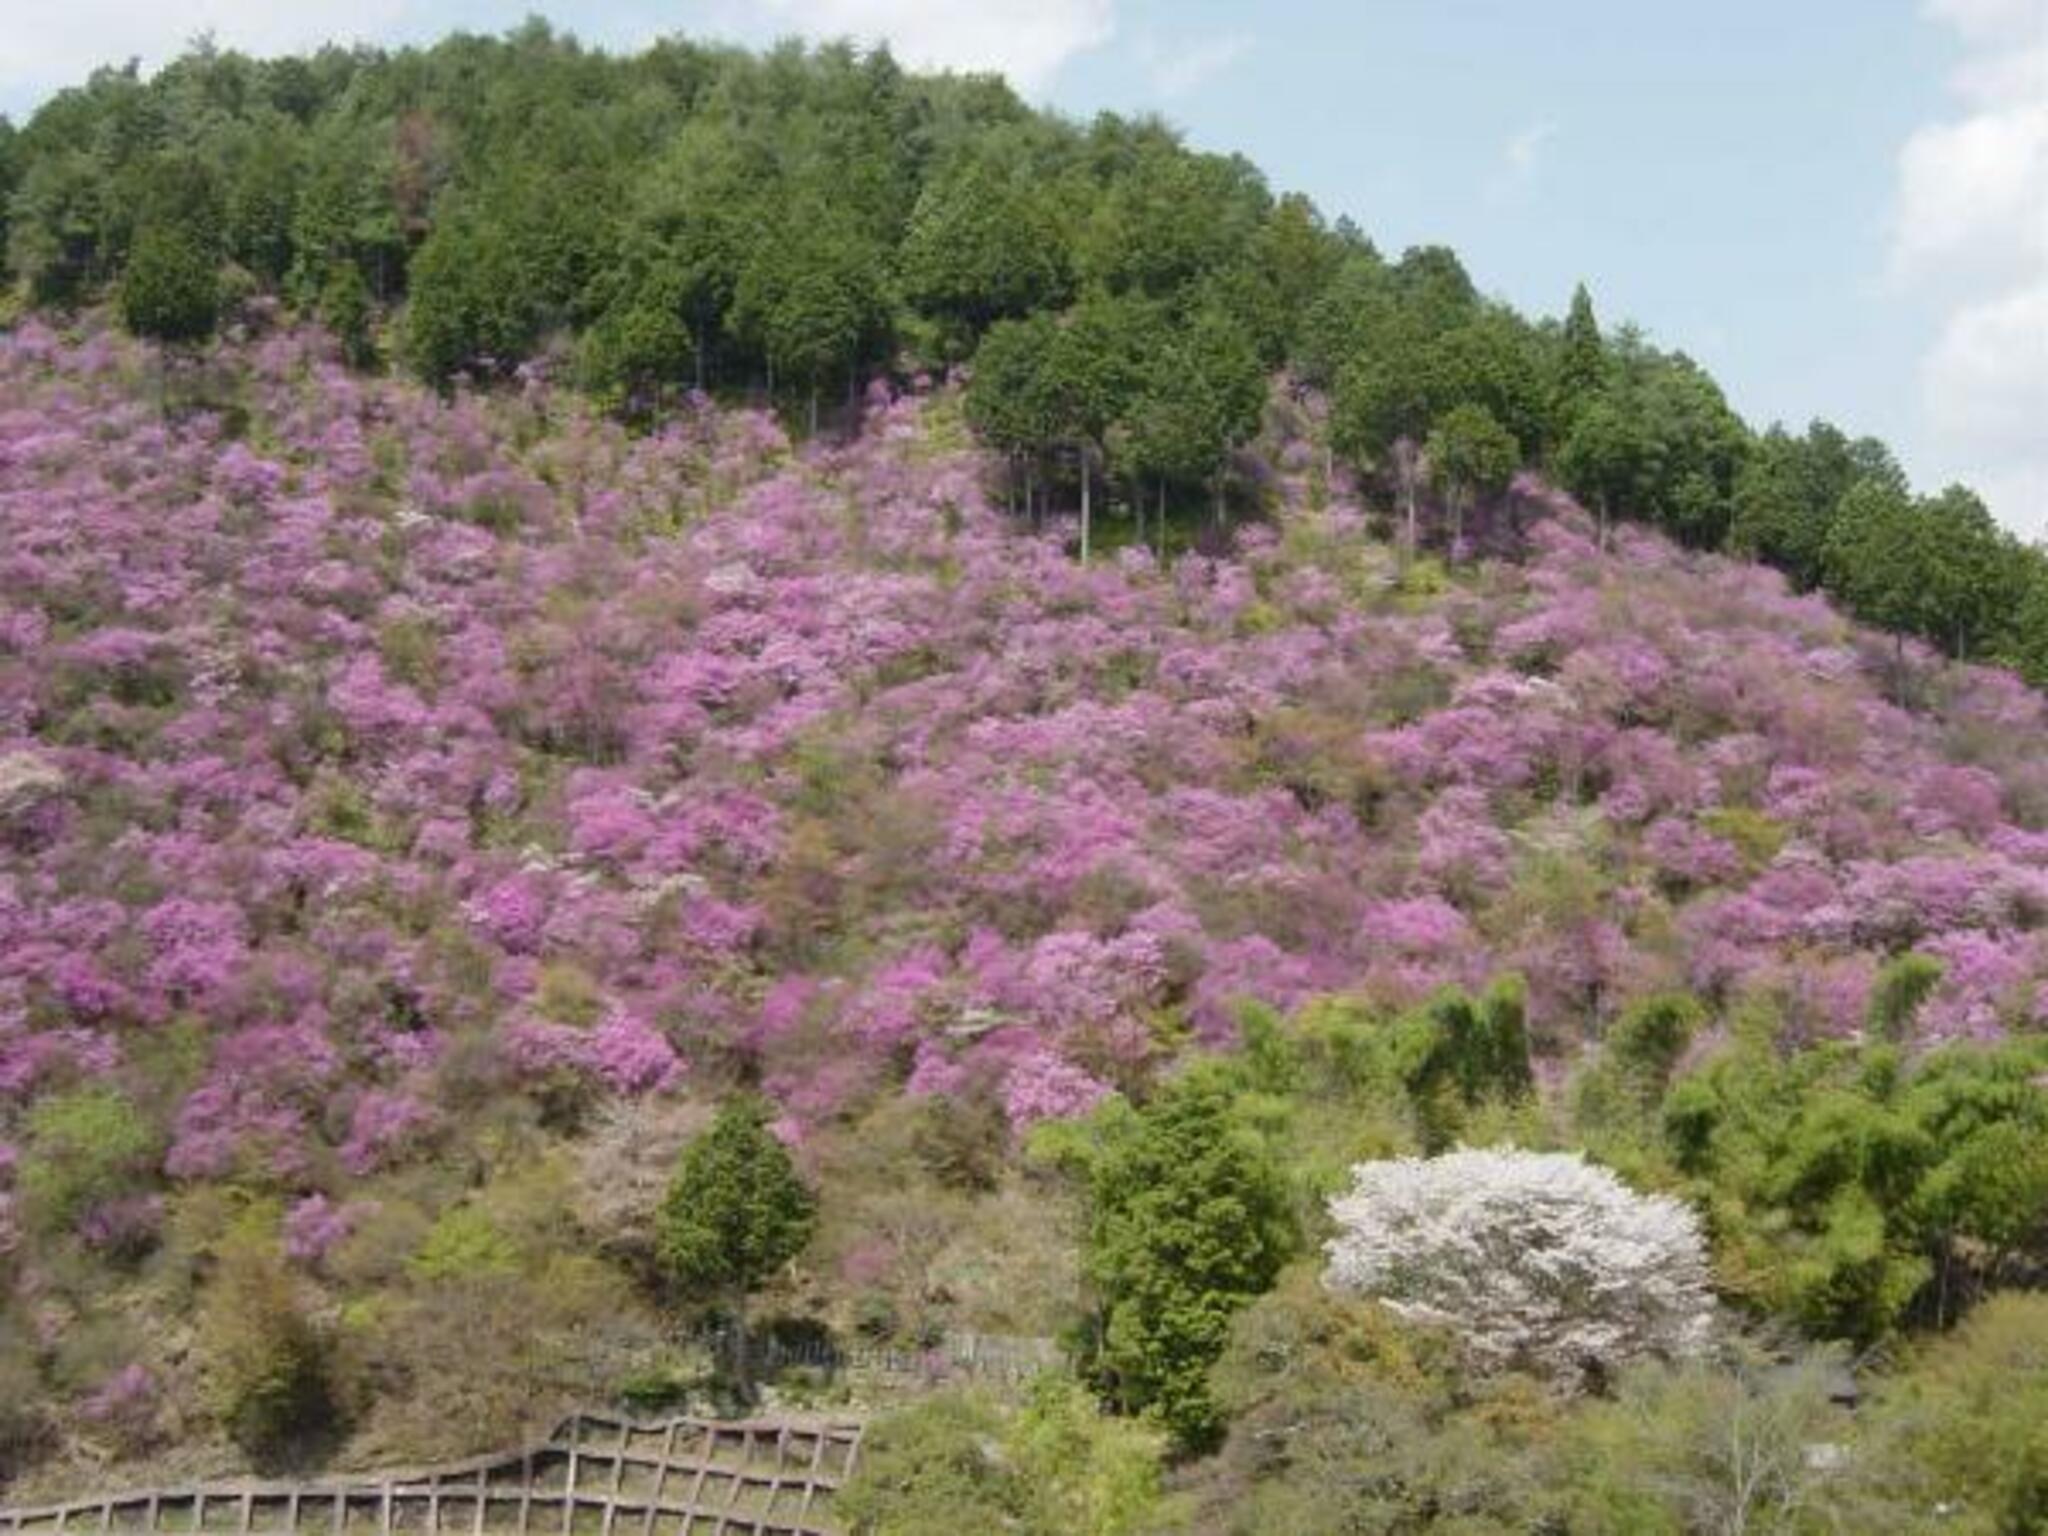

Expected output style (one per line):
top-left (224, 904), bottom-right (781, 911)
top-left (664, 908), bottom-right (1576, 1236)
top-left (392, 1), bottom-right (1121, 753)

top-left (0, 1412), bottom-right (863, 1536)
top-left (683, 1326), bottom-right (1061, 1387)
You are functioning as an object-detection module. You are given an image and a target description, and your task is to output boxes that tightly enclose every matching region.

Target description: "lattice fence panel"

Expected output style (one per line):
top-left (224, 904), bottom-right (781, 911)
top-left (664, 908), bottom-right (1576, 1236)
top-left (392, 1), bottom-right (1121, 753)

top-left (0, 1414), bottom-right (863, 1536)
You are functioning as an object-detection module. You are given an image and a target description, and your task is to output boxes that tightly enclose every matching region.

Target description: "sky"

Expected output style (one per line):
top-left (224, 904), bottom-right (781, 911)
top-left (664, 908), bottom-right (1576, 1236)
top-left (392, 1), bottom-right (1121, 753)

top-left (3, 0), bottom-right (2044, 536)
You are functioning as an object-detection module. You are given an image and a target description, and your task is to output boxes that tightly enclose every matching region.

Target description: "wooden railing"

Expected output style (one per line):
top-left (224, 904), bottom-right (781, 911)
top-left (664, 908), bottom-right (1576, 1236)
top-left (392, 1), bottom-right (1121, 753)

top-left (685, 1325), bottom-right (1062, 1386)
top-left (0, 1411), bottom-right (863, 1536)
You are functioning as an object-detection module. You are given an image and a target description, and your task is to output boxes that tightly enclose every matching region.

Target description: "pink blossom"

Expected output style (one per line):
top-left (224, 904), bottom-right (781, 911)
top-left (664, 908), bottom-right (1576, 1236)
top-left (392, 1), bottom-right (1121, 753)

top-left (1003, 1049), bottom-right (1113, 1129)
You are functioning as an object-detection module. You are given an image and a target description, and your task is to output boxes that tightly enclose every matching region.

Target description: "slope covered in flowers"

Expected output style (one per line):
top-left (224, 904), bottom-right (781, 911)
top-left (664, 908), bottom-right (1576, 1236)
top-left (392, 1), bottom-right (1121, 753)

top-left (4, 321), bottom-right (2048, 1214)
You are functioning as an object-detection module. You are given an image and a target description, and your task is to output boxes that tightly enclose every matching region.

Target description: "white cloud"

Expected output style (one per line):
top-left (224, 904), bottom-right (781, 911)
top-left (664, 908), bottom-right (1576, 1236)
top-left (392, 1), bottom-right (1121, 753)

top-left (1134, 31), bottom-right (1251, 100)
top-left (1922, 280), bottom-right (2048, 530)
top-left (1481, 119), bottom-right (1557, 208)
top-left (1927, 0), bottom-right (2047, 43)
top-left (1505, 120), bottom-right (1558, 176)
top-left (746, 0), bottom-right (1114, 91)
top-left (1893, 0), bottom-right (2048, 535)
top-left (0, 0), bottom-right (408, 110)
top-left (1891, 93), bottom-right (2048, 288)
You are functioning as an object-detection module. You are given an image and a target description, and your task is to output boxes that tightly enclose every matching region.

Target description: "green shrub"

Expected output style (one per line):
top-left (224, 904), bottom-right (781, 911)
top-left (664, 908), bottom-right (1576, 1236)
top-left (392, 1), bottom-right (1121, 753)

top-left (19, 1088), bottom-right (157, 1235)
top-left (1856, 1292), bottom-right (2048, 1533)
top-left (1698, 805), bottom-right (1787, 868)
top-left (1661, 1036), bottom-right (2047, 1341)
top-left (838, 1379), bottom-right (1166, 1536)
top-left (120, 225), bottom-right (219, 346)
top-left (1866, 952), bottom-right (1944, 1042)
top-left (201, 1230), bottom-right (340, 1465)
top-left (409, 1205), bottom-right (519, 1282)
top-left (1398, 976), bottom-right (1533, 1152)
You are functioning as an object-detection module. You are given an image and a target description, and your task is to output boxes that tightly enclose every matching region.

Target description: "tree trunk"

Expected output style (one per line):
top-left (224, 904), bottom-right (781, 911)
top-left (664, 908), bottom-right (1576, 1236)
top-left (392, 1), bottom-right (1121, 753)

top-left (694, 321), bottom-right (706, 392)
top-left (1080, 441), bottom-right (1092, 565)
top-left (728, 1289), bottom-right (753, 1403)
top-left (1451, 488), bottom-right (1465, 560)
top-left (1214, 443), bottom-right (1230, 529)
top-left (1158, 479), bottom-right (1167, 560)
top-left (1598, 493), bottom-right (1610, 552)
top-left (1404, 472), bottom-right (1418, 560)
top-left (1134, 476), bottom-right (1145, 549)
top-left (808, 384), bottom-right (819, 438)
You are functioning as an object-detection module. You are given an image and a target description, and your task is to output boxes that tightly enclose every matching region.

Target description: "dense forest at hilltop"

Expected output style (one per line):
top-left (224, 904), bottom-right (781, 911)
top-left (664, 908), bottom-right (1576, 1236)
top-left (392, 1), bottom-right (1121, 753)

top-left (2, 23), bottom-right (2046, 1536)
top-left (0, 21), bottom-right (2044, 680)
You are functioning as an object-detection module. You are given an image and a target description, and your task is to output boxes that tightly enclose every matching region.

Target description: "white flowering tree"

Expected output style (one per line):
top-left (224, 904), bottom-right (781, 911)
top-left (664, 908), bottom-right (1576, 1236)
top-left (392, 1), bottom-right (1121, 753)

top-left (1323, 1147), bottom-right (1714, 1380)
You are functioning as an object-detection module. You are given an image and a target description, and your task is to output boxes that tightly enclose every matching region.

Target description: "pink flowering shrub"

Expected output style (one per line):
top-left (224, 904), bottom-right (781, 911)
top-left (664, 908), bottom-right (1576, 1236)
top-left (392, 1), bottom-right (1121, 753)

top-left (80, 1363), bottom-right (162, 1453)
top-left (1002, 1048), bottom-right (1114, 1129)
top-left (282, 1194), bottom-right (366, 1266)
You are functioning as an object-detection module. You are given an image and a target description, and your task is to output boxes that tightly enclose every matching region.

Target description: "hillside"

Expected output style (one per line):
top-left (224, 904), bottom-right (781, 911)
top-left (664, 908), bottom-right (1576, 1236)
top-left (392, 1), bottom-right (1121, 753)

top-left (1, 318), bottom-right (2045, 1528)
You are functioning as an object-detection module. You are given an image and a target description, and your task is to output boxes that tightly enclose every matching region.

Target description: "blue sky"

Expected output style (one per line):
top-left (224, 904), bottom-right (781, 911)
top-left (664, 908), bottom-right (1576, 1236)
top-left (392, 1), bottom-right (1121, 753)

top-left (5, 0), bottom-right (2044, 534)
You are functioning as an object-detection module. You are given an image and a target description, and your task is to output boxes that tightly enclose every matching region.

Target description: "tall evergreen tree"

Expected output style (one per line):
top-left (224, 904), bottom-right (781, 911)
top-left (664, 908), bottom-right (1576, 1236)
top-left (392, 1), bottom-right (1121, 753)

top-left (1557, 280), bottom-right (1606, 419)
top-left (656, 1097), bottom-right (818, 1396)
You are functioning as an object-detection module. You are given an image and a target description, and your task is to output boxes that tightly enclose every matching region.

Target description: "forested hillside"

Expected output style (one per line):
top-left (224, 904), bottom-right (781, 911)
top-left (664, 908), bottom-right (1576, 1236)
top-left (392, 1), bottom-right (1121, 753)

top-left (0, 24), bottom-right (2043, 678)
top-left (2, 25), bottom-right (2046, 1536)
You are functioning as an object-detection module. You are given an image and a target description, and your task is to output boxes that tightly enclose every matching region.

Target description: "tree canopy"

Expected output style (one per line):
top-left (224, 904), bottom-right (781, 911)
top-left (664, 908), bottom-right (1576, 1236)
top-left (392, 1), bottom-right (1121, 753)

top-left (4, 24), bottom-right (2044, 683)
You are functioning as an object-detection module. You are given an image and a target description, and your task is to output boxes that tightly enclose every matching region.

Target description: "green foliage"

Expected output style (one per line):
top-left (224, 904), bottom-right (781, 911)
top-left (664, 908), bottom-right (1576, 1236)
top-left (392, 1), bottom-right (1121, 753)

top-left (577, 288), bottom-right (692, 414)
top-left (1866, 952), bottom-right (1944, 1042)
top-left (9, 150), bottom-right (111, 306)
top-left (1728, 420), bottom-right (1904, 588)
top-left (1550, 1348), bottom-right (1856, 1534)
top-left (1078, 132), bottom-right (1266, 299)
top-left (1057, 1067), bottom-right (1296, 1452)
top-left (898, 151), bottom-right (1072, 352)
top-left (120, 224), bottom-right (219, 346)
top-left (319, 261), bottom-right (375, 370)
top-left (732, 195), bottom-right (891, 424)
top-left (1659, 1035), bottom-right (2048, 1341)
top-left (0, 1319), bottom-right (49, 1480)
top-left (1555, 280), bottom-right (1607, 419)
top-left (1194, 1266), bottom-right (1550, 1533)
top-left (837, 1392), bottom-right (1019, 1533)
top-left (19, 1087), bottom-right (158, 1235)
top-left (1698, 805), bottom-right (1787, 869)
top-left (1608, 992), bottom-right (1704, 1085)
top-left (1855, 1292), bottom-right (2048, 1533)
top-left (1006, 1376), bottom-right (1169, 1534)
top-left (656, 1096), bottom-right (818, 1305)
top-left (1823, 480), bottom-right (2018, 661)
top-left (201, 1226), bottom-right (341, 1466)
top-left (1558, 343), bottom-right (1749, 547)
top-left (1399, 976), bottom-right (1534, 1152)
top-left (408, 1205), bottom-right (519, 1282)
top-left (1122, 302), bottom-right (1265, 499)
top-left (1575, 993), bottom-right (1705, 1166)
top-left (404, 209), bottom-right (536, 385)
top-left (838, 1378), bottom-right (1167, 1536)
top-left (1424, 400), bottom-right (1519, 551)
top-left (963, 311), bottom-right (1061, 459)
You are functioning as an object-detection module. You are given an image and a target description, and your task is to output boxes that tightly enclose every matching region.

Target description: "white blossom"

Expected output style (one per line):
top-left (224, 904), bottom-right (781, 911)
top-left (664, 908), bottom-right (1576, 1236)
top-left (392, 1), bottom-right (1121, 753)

top-left (1323, 1146), bottom-right (1714, 1379)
